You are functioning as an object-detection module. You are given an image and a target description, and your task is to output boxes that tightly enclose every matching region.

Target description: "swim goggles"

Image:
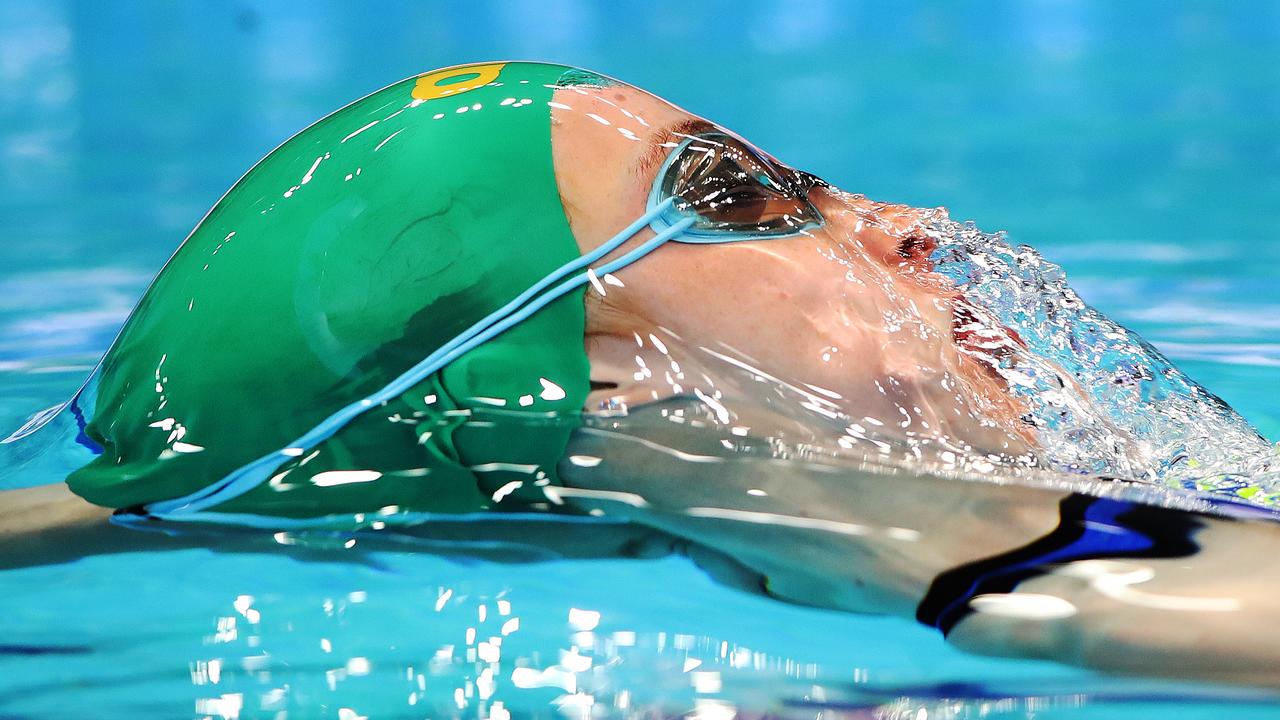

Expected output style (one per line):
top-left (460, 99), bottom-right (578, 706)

top-left (116, 133), bottom-right (826, 526)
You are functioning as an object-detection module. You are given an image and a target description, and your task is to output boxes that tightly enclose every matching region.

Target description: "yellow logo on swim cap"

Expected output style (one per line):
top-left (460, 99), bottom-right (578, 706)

top-left (412, 63), bottom-right (506, 101)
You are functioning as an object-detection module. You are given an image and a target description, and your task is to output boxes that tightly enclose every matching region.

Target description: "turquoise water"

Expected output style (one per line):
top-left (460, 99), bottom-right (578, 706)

top-left (2, 1), bottom-right (1279, 717)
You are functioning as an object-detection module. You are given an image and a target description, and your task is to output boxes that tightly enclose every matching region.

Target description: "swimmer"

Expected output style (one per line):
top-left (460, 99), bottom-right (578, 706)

top-left (3, 62), bottom-right (1278, 688)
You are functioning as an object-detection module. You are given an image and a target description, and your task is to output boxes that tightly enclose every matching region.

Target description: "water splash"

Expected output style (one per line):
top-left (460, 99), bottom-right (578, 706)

top-left (918, 208), bottom-right (1280, 502)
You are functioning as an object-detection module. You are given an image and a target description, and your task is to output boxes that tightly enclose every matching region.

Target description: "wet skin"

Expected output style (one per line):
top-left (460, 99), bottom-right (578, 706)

top-left (549, 82), bottom-right (1037, 460)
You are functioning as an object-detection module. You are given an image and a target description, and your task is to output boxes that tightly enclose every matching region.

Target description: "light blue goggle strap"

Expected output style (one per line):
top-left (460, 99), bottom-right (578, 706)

top-left (645, 135), bottom-right (823, 243)
top-left (113, 199), bottom-right (696, 527)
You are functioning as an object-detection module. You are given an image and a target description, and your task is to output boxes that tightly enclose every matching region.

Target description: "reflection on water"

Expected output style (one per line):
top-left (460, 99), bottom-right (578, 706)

top-left (6, 544), bottom-right (1278, 720)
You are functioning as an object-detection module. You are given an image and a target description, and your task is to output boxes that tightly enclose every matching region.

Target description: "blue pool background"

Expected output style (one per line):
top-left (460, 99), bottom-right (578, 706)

top-left (1, 1), bottom-right (1278, 717)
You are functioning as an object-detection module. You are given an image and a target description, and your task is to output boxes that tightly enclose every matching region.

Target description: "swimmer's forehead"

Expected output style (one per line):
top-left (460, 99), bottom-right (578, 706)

top-left (550, 79), bottom-right (783, 205)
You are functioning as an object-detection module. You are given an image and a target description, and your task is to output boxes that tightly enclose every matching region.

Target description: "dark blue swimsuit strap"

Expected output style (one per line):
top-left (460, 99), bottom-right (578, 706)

top-left (915, 493), bottom-right (1204, 635)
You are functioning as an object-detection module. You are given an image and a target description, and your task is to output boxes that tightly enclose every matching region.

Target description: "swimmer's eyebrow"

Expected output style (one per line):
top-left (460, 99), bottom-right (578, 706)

top-left (632, 118), bottom-right (717, 183)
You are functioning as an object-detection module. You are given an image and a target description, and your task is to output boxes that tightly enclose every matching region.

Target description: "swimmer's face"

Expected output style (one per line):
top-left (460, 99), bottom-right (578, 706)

top-left (550, 81), bottom-right (1034, 458)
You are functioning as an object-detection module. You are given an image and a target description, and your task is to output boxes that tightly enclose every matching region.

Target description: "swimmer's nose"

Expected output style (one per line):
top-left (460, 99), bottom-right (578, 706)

top-left (809, 187), bottom-right (936, 270)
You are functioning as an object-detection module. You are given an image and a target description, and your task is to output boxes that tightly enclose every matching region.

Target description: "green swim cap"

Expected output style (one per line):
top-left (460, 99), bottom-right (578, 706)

top-left (68, 62), bottom-right (599, 519)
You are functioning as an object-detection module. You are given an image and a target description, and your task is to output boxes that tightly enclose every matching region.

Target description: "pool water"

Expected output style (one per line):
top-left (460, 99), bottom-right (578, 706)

top-left (2, 1), bottom-right (1278, 718)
